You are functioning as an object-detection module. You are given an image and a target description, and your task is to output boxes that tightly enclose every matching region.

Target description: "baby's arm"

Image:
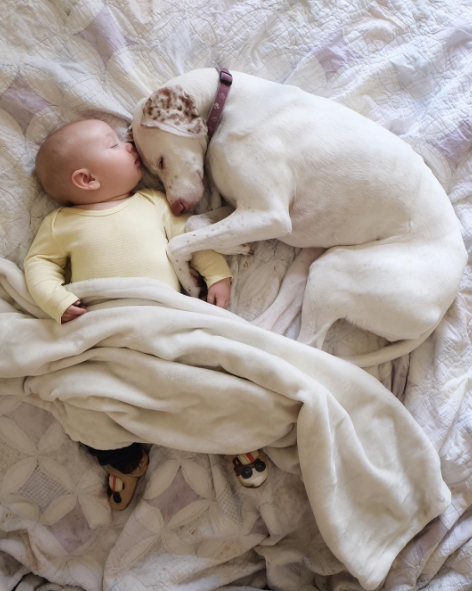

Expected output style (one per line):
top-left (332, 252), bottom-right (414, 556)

top-left (24, 214), bottom-right (82, 323)
top-left (161, 200), bottom-right (232, 307)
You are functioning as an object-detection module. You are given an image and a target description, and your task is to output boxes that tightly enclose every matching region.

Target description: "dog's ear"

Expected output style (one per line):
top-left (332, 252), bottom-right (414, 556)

top-left (140, 85), bottom-right (208, 138)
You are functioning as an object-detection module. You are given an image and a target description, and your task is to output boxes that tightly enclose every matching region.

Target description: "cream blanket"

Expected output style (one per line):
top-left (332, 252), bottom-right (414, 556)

top-left (0, 257), bottom-right (450, 590)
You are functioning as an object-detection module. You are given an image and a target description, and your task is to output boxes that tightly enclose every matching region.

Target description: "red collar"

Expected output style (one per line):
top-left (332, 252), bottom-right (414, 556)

top-left (206, 67), bottom-right (233, 140)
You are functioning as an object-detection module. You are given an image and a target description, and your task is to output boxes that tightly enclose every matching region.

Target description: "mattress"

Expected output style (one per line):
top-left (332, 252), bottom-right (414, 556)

top-left (0, 1), bottom-right (471, 590)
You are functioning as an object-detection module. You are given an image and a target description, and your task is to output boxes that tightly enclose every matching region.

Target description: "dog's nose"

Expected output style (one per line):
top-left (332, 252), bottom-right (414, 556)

top-left (171, 200), bottom-right (186, 216)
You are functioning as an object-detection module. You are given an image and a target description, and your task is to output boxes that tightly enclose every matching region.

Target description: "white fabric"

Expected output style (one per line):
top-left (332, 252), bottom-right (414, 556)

top-left (0, 1), bottom-right (471, 590)
top-left (0, 257), bottom-right (451, 589)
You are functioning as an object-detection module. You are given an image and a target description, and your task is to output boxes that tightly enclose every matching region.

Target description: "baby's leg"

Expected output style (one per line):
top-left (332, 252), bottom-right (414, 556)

top-left (84, 443), bottom-right (149, 510)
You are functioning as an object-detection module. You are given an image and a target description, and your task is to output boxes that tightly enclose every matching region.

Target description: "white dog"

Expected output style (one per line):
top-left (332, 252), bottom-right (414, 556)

top-left (131, 68), bottom-right (467, 365)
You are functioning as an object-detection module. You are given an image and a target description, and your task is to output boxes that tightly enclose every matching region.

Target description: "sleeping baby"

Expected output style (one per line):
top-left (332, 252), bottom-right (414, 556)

top-left (26, 119), bottom-right (231, 324)
top-left (25, 119), bottom-right (267, 510)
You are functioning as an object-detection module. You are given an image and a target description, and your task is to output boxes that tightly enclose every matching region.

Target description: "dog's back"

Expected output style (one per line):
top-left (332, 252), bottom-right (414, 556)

top-left (218, 72), bottom-right (462, 250)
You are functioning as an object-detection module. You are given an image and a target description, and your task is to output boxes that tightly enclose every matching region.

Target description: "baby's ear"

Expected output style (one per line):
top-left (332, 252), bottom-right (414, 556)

top-left (71, 169), bottom-right (100, 191)
top-left (140, 85), bottom-right (208, 138)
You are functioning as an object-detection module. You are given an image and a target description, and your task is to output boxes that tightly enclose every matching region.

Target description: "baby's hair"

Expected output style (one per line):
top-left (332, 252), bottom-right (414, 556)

top-left (35, 120), bottom-right (88, 204)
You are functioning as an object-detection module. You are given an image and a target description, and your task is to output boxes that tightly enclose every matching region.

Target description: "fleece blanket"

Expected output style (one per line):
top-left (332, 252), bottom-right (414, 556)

top-left (0, 256), bottom-right (450, 590)
top-left (1, 1), bottom-right (471, 590)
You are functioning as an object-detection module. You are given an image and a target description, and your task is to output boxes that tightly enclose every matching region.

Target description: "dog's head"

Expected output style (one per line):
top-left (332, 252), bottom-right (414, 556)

top-left (131, 85), bottom-right (208, 216)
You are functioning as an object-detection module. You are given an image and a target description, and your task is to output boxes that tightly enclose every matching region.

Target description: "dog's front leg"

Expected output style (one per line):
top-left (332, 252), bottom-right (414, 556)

top-left (167, 208), bottom-right (292, 295)
top-left (185, 206), bottom-right (234, 233)
top-left (185, 206), bottom-right (253, 256)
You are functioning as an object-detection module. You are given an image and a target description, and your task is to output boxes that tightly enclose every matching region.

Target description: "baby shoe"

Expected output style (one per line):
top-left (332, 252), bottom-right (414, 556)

top-left (226, 450), bottom-right (268, 488)
top-left (106, 449), bottom-right (149, 510)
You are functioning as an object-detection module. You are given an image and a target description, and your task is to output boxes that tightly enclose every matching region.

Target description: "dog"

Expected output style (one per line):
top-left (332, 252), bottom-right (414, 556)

top-left (131, 68), bottom-right (467, 365)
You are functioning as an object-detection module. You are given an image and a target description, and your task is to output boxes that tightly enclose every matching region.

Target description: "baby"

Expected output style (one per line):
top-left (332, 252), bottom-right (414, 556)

top-left (25, 119), bottom-right (267, 510)
top-left (25, 119), bottom-right (231, 324)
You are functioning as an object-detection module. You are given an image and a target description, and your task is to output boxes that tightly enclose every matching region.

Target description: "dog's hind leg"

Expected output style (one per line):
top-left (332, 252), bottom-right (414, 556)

top-left (297, 248), bottom-right (353, 348)
top-left (297, 241), bottom-right (456, 352)
top-left (253, 248), bottom-right (324, 334)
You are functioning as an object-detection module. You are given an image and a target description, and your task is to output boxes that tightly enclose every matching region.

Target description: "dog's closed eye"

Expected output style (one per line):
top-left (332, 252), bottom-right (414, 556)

top-left (157, 157), bottom-right (165, 170)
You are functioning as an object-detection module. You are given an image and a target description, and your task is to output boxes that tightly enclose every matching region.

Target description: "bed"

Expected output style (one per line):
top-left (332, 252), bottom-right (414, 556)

top-left (0, 1), bottom-right (471, 590)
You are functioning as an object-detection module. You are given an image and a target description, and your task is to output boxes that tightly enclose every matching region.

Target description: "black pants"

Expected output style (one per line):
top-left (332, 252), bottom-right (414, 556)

top-left (84, 443), bottom-right (143, 474)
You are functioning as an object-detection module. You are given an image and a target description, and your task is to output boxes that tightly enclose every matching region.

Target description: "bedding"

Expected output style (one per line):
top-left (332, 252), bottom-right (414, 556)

top-left (0, 1), bottom-right (471, 590)
top-left (0, 258), bottom-right (452, 590)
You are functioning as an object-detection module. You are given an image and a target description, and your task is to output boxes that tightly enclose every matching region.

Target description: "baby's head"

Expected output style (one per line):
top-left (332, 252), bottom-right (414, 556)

top-left (35, 119), bottom-right (143, 205)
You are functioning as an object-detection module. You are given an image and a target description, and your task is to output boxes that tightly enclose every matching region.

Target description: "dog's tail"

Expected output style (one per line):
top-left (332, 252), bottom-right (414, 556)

top-left (340, 323), bottom-right (439, 368)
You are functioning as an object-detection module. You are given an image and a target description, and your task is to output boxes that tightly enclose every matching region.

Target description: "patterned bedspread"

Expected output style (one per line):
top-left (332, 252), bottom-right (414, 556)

top-left (0, 1), bottom-right (471, 590)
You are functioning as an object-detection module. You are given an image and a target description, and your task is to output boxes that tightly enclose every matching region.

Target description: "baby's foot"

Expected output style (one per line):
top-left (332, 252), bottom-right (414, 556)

top-left (225, 450), bottom-right (268, 488)
top-left (106, 449), bottom-right (149, 511)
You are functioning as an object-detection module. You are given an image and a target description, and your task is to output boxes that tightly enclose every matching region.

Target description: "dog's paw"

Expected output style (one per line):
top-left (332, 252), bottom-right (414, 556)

top-left (183, 279), bottom-right (201, 298)
top-left (166, 240), bottom-right (200, 296)
top-left (174, 262), bottom-right (201, 297)
top-left (217, 243), bottom-right (254, 256)
top-left (176, 263), bottom-right (200, 296)
top-left (185, 214), bottom-right (213, 233)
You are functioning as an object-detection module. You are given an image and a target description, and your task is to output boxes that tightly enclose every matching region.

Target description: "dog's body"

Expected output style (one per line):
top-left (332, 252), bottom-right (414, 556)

top-left (132, 69), bottom-right (467, 362)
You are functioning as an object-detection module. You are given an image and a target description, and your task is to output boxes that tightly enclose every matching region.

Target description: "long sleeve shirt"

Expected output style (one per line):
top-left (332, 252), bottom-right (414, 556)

top-left (24, 189), bottom-right (232, 323)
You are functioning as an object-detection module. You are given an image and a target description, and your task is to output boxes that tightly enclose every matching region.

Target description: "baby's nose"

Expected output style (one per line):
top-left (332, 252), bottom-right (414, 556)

top-left (125, 142), bottom-right (134, 152)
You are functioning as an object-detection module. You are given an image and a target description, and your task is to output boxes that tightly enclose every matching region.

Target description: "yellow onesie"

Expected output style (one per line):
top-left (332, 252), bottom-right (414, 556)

top-left (24, 189), bottom-right (232, 323)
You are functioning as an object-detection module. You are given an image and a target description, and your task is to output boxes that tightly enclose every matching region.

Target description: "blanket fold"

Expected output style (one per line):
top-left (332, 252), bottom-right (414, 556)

top-left (0, 258), bottom-right (450, 590)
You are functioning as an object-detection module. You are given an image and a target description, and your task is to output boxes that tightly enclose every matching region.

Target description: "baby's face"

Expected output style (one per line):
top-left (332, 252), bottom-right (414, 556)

top-left (68, 120), bottom-right (143, 203)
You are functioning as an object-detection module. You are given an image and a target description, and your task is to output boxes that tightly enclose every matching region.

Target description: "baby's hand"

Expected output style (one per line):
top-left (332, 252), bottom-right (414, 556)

top-left (61, 300), bottom-right (87, 323)
top-left (207, 278), bottom-right (231, 308)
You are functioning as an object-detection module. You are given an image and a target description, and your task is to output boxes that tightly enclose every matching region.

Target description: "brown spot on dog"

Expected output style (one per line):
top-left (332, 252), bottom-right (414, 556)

top-left (140, 85), bottom-right (208, 136)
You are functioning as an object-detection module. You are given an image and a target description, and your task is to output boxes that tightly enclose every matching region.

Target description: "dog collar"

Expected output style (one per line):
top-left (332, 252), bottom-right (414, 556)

top-left (206, 67), bottom-right (233, 140)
